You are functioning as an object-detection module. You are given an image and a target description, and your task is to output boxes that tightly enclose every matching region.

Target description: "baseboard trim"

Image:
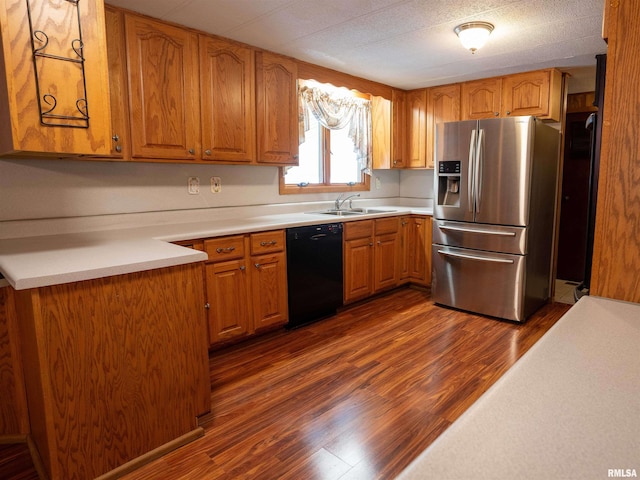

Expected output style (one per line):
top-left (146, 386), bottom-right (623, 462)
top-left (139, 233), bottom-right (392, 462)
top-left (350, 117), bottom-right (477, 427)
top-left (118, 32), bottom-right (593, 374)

top-left (94, 427), bottom-right (205, 480)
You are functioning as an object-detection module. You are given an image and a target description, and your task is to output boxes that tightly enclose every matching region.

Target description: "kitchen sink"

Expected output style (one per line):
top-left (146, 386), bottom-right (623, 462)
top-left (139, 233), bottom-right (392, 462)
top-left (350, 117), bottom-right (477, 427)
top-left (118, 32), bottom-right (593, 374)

top-left (309, 209), bottom-right (362, 216)
top-left (307, 208), bottom-right (396, 216)
top-left (348, 208), bottom-right (395, 214)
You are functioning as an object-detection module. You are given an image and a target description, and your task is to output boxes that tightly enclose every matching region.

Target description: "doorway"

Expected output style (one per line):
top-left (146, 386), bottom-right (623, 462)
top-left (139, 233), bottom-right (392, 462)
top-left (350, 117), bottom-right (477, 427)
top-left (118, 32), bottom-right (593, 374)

top-left (556, 107), bottom-right (594, 303)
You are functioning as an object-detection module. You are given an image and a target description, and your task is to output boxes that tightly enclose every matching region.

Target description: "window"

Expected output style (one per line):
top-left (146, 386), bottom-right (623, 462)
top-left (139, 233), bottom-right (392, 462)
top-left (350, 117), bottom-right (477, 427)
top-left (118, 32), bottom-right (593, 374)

top-left (279, 81), bottom-right (372, 194)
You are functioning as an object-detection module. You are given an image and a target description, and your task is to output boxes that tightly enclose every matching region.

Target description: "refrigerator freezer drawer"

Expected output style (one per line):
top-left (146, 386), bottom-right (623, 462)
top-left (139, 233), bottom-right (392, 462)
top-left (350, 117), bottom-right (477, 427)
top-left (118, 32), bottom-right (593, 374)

top-left (432, 220), bottom-right (527, 255)
top-left (432, 245), bottom-right (526, 321)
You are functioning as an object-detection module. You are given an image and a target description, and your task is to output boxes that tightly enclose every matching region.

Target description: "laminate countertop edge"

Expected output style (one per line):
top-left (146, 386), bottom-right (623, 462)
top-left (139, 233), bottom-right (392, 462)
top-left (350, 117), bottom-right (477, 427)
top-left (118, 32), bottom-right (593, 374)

top-left (0, 206), bottom-right (433, 290)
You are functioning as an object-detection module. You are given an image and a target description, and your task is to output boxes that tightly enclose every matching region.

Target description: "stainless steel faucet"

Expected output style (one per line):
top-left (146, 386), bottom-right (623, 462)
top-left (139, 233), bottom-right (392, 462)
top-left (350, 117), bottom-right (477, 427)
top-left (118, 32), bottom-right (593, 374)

top-left (335, 193), bottom-right (360, 210)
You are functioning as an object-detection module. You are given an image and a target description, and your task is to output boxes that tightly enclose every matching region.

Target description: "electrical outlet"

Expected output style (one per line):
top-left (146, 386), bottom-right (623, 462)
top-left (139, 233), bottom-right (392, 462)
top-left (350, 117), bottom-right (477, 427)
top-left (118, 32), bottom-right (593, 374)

top-left (211, 176), bottom-right (221, 193)
top-left (375, 177), bottom-right (381, 190)
top-left (188, 177), bottom-right (200, 194)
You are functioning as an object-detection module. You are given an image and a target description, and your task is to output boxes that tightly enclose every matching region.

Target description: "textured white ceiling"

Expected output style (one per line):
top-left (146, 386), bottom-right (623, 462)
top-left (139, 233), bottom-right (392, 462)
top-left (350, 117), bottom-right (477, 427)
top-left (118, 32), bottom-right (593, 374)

top-left (107, 0), bottom-right (608, 90)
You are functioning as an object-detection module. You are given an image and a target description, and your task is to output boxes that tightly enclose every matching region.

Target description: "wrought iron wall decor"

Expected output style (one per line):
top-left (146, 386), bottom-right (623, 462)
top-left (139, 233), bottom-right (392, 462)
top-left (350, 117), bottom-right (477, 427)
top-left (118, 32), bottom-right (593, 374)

top-left (26, 0), bottom-right (90, 128)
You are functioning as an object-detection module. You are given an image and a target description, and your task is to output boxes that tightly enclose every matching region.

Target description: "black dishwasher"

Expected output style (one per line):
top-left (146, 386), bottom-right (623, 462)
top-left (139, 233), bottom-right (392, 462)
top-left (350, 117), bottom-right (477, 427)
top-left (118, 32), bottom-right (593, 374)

top-left (286, 223), bottom-right (343, 328)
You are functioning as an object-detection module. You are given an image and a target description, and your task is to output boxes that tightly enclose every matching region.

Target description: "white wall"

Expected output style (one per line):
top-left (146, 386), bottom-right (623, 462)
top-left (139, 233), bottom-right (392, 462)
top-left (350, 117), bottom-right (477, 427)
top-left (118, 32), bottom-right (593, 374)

top-left (0, 158), bottom-right (405, 221)
top-left (399, 169), bottom-right (433, 199)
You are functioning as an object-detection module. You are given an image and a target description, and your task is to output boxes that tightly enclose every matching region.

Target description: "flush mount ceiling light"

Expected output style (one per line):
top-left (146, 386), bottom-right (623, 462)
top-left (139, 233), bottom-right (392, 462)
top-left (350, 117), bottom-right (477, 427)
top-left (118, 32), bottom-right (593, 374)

top-left (454, 21), bottom-right (494, 54)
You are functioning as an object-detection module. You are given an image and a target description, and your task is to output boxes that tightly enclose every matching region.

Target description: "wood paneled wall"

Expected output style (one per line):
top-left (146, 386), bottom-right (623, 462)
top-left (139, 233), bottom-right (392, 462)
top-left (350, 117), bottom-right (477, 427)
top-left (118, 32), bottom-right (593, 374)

top-left (15, 264), bottom-right (210, 479)
top-left (591, 0), bottom-right (640, 302)
top-left (0, 286), bottom-right (29, 438)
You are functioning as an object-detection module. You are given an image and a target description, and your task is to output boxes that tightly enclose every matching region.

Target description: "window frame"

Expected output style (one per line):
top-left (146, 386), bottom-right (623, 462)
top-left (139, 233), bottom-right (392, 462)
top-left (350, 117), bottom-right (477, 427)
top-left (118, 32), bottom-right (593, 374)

top-left (279, 83), bottom-right (371, 195)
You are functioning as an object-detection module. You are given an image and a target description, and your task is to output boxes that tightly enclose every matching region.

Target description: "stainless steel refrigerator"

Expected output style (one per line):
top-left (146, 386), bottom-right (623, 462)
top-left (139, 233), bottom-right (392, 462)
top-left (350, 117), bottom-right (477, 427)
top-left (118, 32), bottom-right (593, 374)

top-left (432, 116), bottom-right (560, 322)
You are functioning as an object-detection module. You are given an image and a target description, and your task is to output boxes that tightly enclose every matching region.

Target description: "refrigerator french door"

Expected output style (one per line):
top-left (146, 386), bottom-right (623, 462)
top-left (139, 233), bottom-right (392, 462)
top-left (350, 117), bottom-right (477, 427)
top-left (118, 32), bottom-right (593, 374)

top-left (432, 116), bottom-right (560, 322)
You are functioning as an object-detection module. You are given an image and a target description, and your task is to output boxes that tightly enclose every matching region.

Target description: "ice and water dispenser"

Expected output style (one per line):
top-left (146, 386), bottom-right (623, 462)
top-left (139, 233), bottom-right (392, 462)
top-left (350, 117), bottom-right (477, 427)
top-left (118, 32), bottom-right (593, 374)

top-left (437, 160), bottom-right (461, 207)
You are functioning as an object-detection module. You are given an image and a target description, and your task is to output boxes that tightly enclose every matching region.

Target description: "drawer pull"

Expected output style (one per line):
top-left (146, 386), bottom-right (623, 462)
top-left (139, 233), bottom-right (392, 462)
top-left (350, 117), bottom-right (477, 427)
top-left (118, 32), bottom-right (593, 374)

top-left (239, 266), bottom-right (246, 271)
top-left (438, 225), bottom-right (516, 237)
top-left (254, 263), bottom-right (261, 269)
top-left (216, 246), bottom-right (236, 253)
top-left (260, 240), bottom-right (277, 246)
top-left (437, 249), bottom-right (514, 264)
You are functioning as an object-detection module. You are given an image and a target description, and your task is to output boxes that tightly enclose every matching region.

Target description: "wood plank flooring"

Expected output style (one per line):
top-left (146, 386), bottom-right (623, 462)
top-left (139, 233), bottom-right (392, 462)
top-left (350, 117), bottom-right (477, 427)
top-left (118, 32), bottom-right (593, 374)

top-left (1, 288), bottom-right (570, 480)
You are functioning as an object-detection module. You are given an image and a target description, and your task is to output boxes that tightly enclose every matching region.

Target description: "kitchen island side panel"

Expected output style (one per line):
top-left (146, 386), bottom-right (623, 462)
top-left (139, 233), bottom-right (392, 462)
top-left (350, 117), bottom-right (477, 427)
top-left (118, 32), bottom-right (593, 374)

top-left (15, 263), bottom-right (210, 480)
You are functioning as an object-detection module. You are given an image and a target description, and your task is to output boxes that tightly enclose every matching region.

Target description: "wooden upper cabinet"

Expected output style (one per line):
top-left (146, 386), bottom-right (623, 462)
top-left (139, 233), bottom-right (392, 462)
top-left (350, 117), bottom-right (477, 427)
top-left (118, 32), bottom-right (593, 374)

top-left (405, 88), bottom-right (428, 168)
top-left (124, 14), bottom-right (200, 160)
top-left (371, 96), bottom-right (392, 169)
top-left (427, 84), bottom-right (460, 169)
top-left (461, 77), bottom-right (502, 120)
top-left (199, 36), bottom-right (255, 163)
top-left (256, 51), bottom-right (299, 165)
top-left (391, 88), bottom-right (407, 168)
top-left (502, 69), bottom-right (562, 121)
top-left (0, 0), bottom-right (111, 156)
top-left (104, 6), bottom-right (130, 159)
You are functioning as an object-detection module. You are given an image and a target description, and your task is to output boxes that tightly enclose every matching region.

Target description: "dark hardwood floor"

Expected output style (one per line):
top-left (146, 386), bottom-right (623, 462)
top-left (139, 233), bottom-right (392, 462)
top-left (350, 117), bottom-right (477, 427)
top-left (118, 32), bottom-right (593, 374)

top-left (1, 288), bottom-right (570, 480)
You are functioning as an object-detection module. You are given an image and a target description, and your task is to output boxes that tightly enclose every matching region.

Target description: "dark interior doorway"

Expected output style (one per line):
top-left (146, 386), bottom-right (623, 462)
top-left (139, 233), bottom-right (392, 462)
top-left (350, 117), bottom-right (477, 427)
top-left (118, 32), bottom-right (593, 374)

top-left (557, 111), bottom-right (592, 281)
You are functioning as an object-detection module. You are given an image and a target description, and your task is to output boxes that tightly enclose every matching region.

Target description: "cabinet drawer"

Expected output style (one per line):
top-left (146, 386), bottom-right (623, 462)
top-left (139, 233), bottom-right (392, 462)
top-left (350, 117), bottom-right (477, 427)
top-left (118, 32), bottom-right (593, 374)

top-left (250, 230), bottom-right (285, 255)
top-left (204, 236), bottom-right (245, 262)
top-left (344, 220), bottom-right (374, 240)
top-left (375, 217), bottom-right (399, 235)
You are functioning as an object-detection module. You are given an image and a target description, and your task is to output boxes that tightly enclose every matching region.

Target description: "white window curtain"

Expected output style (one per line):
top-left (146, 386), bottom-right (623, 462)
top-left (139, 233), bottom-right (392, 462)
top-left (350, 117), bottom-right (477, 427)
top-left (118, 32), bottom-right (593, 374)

top-left (298, 83), bottom-right (372, 175)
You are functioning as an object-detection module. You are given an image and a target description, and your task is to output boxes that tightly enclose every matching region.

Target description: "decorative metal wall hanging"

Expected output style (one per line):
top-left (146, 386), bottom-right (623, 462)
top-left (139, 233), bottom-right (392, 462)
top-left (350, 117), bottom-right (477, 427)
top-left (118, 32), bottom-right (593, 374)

top-left (26, 0), bottom-right (90, 128)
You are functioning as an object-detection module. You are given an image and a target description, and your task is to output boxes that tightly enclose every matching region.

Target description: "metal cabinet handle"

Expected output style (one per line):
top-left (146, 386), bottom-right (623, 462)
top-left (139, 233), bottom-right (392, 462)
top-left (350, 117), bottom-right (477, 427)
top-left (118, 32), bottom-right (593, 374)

top-left (369, 242), bottom-right (374, 247)
top-left (438, 225), bottom-right (516, 237)
top-left (260, 240), bottom-right (277, 246)
top-left (216, 246), bottom-right (236, 253)
top-left (254, 263), bottom-right (261, 269)
top-left (494, 112), bottom-right (499, 116)
top-left (112, 134), bottom-right (119, 142)
top-left (437, 249), bottom-right (514, 264)
top-left (377, 241), bottom-right (381, 245)
top-left (239, 265), bottom-right (246, 271)
top-left (205, 149), bottom-right (211, 155)
top-left (506, 111), bottom-right (511, 115)
top-left (204, 303), bottom-right (210, 310)
top-left (115, 145), bottom-right (122, 153)
top-left (188, 148), bottom-right (195, 155)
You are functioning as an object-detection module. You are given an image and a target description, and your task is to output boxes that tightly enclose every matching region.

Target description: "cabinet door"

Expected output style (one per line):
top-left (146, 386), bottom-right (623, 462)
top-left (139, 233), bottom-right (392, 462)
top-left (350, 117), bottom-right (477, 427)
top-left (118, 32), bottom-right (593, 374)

top-left (371, 96), bottom-right (392, 169)
top-left (104, 6), bottom-right (130, 159)
top-left (256, 51), bottom-right (299, 165)
top-left (405, 89), bottom-right (427, 168)
top-left (409, 217), bottom-right (427, 285)
top-left (427, 84), bottom-right (460, 169)
top-left (461, 78), bottom-right (502, 120)
top-left (0, 0), bottom-right (111, 156)
top-left (205, 260), bottom-right (250, 344)
top-left (344, 237), bottom-right (373, 303)
top-left (391, 89), bottom-right (407, 168)
top-left (409, 216), bottom-right (432, 286)
top-left (398, 217), bottom-right (411, 283)
top-left (502, 69), bottom-right (562, 121)
top-left (200, 36), bottom-right (255, 163)
top-left (374, 232), bottom-right (399, 292)
top-left (251, 252), bottom-right (288, 330)
top-left (125, 14), bottom-right (200, 160)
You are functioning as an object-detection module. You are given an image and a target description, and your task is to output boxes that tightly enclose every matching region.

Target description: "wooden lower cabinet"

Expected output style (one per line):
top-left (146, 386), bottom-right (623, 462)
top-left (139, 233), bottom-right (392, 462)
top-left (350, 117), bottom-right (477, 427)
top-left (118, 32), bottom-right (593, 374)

top-left (204, 230), bottom-right (288, 346)
top-left (398, 215), bottom-right (433, 287)
top-left (344, 218), bottom-right (400, 304)
top-left (13, 264), bottom-right (210, 480)
top-left (408, 216), bottom-right (433, 286)
top-left (206, 258), bottom-right (251, 342)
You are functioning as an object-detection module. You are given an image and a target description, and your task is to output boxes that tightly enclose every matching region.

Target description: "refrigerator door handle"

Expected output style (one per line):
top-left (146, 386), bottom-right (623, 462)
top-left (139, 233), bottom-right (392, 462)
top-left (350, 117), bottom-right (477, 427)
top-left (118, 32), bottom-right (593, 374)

top-left (438, 225), bottom-right (516, 237)
top-left (475, 128), bottom-right (485, 213)
top-left (468, 129), bottom-right (477, 213)
top-left (437, 249), bottom-right (515, 264)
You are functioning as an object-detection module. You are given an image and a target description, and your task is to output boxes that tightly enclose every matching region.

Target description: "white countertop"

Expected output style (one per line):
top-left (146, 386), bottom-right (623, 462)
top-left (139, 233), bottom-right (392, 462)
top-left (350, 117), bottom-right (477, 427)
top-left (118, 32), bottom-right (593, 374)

top-left (0, 203), bottom-right (432, 290)
top-left (398, 295), bottom-right (640, 480)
